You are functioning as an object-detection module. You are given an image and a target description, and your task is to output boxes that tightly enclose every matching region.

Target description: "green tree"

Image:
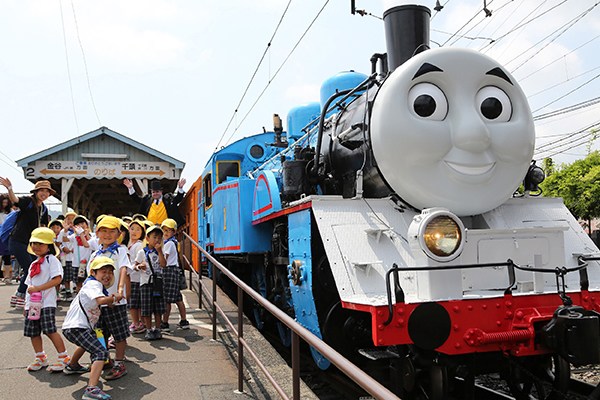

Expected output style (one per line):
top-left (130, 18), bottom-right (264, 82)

top-left (540, 151), bottom-right (600, 233)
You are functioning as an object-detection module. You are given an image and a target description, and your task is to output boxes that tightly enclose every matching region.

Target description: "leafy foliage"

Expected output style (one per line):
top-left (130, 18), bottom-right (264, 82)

top-left (540, 151), bottom-right (600, 221)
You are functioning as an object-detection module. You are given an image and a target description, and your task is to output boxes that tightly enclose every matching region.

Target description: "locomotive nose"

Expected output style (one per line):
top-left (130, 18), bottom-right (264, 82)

top-left (450, 113), bottom-right (491, 153)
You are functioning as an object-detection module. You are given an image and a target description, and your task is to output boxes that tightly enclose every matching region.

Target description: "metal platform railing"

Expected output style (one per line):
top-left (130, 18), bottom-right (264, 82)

top-left (180, 231), bottom-right (400, 400)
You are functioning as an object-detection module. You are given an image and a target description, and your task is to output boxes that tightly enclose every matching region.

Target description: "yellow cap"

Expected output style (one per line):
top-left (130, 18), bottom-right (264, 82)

top-left (89, 256), bottom-right (115, 287)
top-left (121, 216), bottom-right (133, 223)
top-left (96, 215), bottom-right (121, 230)
top-left (29, 227), bottom-right (56, 245)
top-left (90, 256), bottom-right (115, 271)
top-left (128, 219), bottom-right (146, 231)
top-left (146, 224), bottom-right (163, 236)
top-left (95, 214), bottom-right (107, 224)
top-left (161, 218), bottom-right (177, 230)
top-left (48, 219), bottom-right (63, 228)
top-left (142, 220), bottom-right (154, 228)
top-left (28, 227), bottom-right (60, 255)
top-left (132, 213), bottom-right (146, 221)
top-left (73, 215), bottom-right (89, 226)
top-left (64, 211), bottom-right (77, 218)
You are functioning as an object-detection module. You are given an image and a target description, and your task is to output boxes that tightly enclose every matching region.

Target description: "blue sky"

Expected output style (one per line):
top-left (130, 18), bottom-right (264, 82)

top-left (1, 0), bottom-right (599, 193)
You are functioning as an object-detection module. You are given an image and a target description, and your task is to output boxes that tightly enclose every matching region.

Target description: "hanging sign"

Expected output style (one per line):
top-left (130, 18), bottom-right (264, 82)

top-left (25, 160), bottom-right (180, 179)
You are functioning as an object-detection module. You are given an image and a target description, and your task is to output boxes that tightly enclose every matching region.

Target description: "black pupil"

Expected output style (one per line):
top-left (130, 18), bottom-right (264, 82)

top-left (414, 95), bottom-right (436, 117)
top-left (481, 97), bottom-right (503, 119)
top-left (250, 145), bottom-right (264, 159)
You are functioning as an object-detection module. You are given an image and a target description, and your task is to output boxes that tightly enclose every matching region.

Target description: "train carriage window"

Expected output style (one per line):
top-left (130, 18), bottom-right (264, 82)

top-left (203, 174), bottom-right (212, 209)
top-left (216, 161), bottom-right (240, 184)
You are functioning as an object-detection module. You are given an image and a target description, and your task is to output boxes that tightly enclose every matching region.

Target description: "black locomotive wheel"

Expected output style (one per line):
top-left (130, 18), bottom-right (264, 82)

top-left (429, 365), bottom-right (449, 400)
top-left (542, 355), bottom-right (570, 398)
top-left (321, 301), bottom-right (371, 362)
top-left (508, 361), bottom-right (546, 400)
top-left (408, 364), bottom-right (449, 400)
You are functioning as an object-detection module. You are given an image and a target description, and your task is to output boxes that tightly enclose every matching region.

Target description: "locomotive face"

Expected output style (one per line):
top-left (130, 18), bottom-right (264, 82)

top-left (370, 48), bottom-right (535, 216)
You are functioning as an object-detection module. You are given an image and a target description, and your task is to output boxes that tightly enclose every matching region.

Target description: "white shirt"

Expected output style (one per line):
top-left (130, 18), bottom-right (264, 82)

top-left (163, 240), bottom-right (178, 266)
top-left (62, 279), bottom-right (105, 330)
top-left (88, 236), bottom-right (100, 252)
top-left (75, 236), bottom-right (91, 268)
top-left (87, 244), bottom-right (132, 306)
top-left (25, 255), bottom-right (63, 310)
top-left (135, 248), bottom-right (162, 286)
top-left (127, 240), bottom-right (143, 283)
top-left (57, 229), bottom-right (76, 262)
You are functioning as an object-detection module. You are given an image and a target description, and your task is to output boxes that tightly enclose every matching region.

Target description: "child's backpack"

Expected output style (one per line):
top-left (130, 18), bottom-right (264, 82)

top-left (0, 210), bottom-right (19, 255)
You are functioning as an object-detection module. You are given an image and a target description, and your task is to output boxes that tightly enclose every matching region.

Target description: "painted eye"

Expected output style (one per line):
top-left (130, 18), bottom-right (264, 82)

top-left (476, 86), bottom-right (512, 122)
top-left (408, 83), bottom-right (448, 121)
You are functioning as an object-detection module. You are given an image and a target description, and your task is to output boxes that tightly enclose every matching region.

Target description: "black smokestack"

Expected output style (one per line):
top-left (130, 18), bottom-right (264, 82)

top-left (383, 4), bottom-right (430, 72)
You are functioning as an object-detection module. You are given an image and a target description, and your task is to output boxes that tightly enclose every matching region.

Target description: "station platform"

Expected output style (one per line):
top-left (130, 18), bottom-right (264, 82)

top-left (0, 279), bottom-right (319, 399)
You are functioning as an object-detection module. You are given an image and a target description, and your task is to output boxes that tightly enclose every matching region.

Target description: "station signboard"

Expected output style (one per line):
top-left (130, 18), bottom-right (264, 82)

top-left (25, 160), bottom-right (180, 180)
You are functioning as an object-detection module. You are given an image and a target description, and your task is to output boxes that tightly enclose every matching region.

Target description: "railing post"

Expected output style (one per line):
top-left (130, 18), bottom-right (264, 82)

top-left (212, 272), bottom-right (217, 341)
top-left (198, 265), bottom-right (202, 309)
top-left (237, 285), bottom-right (244, 394)
top-left (292, 331), bottom-right (300, 400)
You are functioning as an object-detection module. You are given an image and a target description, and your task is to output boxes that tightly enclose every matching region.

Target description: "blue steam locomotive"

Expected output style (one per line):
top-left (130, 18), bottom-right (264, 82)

top-left (182, 3), bottom-right (600, 398)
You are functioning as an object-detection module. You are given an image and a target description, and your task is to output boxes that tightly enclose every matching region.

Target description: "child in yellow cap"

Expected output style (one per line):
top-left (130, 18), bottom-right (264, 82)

top-left (23, 227), bottom-right (70, 372)
top-left (133, 225), bottom-right (166, 340)
top-left (159, 219), bottom-right (188, 331)
top-left (58, 211), bottom-right (78, 301)
top-left (86, 216), bottom-right (131, 381)
top-left (62, 256), bottom-right (123, 400)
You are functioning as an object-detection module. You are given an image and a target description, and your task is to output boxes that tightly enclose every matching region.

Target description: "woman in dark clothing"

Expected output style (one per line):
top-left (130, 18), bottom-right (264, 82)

top-left (0, 178), bottom-right (53, 307)
top-left (0, 194), bottom-right (13, 283)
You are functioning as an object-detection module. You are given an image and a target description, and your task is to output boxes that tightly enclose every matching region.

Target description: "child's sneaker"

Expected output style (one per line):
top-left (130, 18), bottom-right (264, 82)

top-left (133, 322), bottom-right (146, 334)
top-left (178, 319), bottom-right (190, 330)
top-left (104, 361), bottom-right (127, 380)
top-left (153, 328), bottom-right (162, 340)
top-left (63, 363), bottom-right (90, 374)
top-left (15, 297), bottom-right (25, 308)
top-left (27, 356), bottom-right (49, 371)
top-left (128, 323), bottom-right (136, 333)
top-left (9, 295), bottom-right (18, 307)
top-left (159, 322), bottom-right (170, 332)
top-left (47, 355), bottom-right (70, 372)
top-left (82, 385), bottom-right (112, 400)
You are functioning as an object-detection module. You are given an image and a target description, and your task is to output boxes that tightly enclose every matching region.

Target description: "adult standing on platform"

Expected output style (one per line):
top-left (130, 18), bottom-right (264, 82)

top-left (0, 194), bottom-right (13, 284)
top-left (122, 178), bottom-right (186, 225)
top-left (0, 178), bottom-right (52, 307)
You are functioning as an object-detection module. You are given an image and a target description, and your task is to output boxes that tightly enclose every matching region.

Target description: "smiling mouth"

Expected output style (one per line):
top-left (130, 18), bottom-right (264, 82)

top-left (445, 161), bottom-right (495, 175)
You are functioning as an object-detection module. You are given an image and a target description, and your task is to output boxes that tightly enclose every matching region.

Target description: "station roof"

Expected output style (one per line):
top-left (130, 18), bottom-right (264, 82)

top-left (16, 126), bottom-right (185, 221)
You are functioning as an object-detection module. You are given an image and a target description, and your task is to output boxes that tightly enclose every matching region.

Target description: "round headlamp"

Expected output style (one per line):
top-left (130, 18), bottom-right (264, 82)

top-left (415, 209), bottom-right (465, 262)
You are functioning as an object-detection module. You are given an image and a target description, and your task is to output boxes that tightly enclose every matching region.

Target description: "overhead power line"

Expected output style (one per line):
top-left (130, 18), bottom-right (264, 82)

top-left (222, 0), bottom-right (331, 148)
top-left (214, 0), bottom-right (293, 151)
top-left (59, 0), bottom-right (79, 134)
top-left (534, 121), bottom-right (600, 159)
top-left (507, 2), bottom-right (600, 73)
top-left (70, 0), bottom-right (101, 126)
top-left (533, 97), bottom-right (600, 121)
top-left (479, 0), bottom-right (567, 53)
top-left (532, 71), bottom-right (600, 114)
